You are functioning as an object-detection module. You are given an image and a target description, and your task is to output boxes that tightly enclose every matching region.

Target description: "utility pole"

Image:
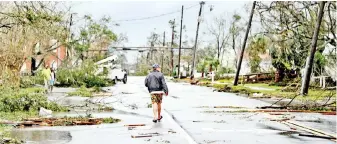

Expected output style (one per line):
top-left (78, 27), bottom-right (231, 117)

top-left (301, 1), bottom-right (326, 95)
top-left (162, 31), bottom-right (165, 73)
top-left (233, 1), bottom-right (256, 86)
top-left (178, 5), bottom-right (184, 79)
top-left (191, 1), bottom-right (205, 78)
top-left (170, 19), bottom-right (175, 77)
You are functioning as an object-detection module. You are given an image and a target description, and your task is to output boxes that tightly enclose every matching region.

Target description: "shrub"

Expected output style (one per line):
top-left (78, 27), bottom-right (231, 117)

top-left (20, 71), bottom-right (44, 88)
top-left (0, 87), bottom-right (67, 112)
top-left (56, 60), bottom-right (114, 88)
top-left (67, 86), bottom-right (93, 97)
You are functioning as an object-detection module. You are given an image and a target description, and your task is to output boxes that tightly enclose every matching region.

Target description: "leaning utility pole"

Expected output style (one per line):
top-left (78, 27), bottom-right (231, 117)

top-left (191, 1), bottom-right (205, 77)
top-left (170, 19), bottom-right (176, 76)
top-left (301, 1), bottom-right (326, 95)
top-left (178, 5), bottom-right (184, 79)
top-left (162, 31), bottom-right (165, 73)
top-left (233, 1), bottom-right (256, 86)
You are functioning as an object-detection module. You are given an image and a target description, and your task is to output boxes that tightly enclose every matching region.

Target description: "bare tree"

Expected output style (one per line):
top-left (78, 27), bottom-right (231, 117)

top-left (229, 13), bottom-right (244, 69)
top-left (207, 15), bottom-right (229, 61)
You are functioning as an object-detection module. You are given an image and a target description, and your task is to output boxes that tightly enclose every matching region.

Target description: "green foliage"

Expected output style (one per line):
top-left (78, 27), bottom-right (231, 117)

top-left (71, 16), bottom-right (117, 54)
top-left (0, 87), bottom-right (67, 112)
top-left (218, 67), bottom-right (235, 74)
top-left (256, 1), bottom-right (336, 71)
top-left (0, 111), bottom-right (38, 121)
top-left (56, 60), bottom-right (114, 88)
top-left (20, 71), bottom-right (44, 88)
top-left (197, 59), bottom-right (208, 73)
top-left (67, 86), bottom-right (93, 97)
top-left (247, 35), bottom-right (268, 73)
top-left (102, 117), bottom-right (121, 123)
top-left (215, 67), bottom-right (235, 80)
top-left (50, 116), bottom-right (121, 126)
top-left (313, 52), bottom-right (328, 75)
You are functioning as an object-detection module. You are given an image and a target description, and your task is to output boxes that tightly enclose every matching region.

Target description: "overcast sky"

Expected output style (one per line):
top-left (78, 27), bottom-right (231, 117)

top-left (70, 1), bottom-right (251, 64)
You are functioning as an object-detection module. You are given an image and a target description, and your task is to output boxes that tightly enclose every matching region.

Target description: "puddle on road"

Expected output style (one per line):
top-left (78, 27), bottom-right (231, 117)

top-left (10, 130), bottom-right (71, 144)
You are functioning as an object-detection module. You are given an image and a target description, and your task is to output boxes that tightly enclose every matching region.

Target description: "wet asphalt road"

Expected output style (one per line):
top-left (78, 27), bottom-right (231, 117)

top-left (11, 76), bottom-right (336, 144)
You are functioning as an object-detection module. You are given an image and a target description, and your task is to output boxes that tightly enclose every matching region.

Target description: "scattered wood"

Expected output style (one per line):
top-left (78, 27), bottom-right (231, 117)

top-left (282, 120), bottom-right (337, 141)
top-left (195, 106), bottom-right (246, 109)
top-left (138, 132), bottom-right (160, 136)
top-left (213, 106), bottom-right (245, 109)
top-left (321, 111), bottom-right (336, 115)
top-left (124, 124), bottom-right (146, 127)
top-left (270, 118), bottom-right (290, 122)
top-left (92, 92), bottom-right (112, 97)
top-left (204, 109), bottom-right (335, 114)
top-left (254, 109), bottom-right (333, 114)
top-left (15, 117), bottom-right (120, 127)
top-left (250, 96), bottom-right (272, 99)
top-left (168, 130), bottom-right (176, 134)
top-left (298, 133), bottom-right (336, 140)
top-left (257, 106), bottom-right (287, 109)
top-left (131, 135), bottom-right (152, 138)
top-left (0, 120), bottom-right (19, 125)
top-left (268, 113), bottom-right (289, 115)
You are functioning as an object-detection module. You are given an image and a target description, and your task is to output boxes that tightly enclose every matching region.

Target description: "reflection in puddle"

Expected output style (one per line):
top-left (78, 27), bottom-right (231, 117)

top-left (11, 130), bottom-right (71, 144)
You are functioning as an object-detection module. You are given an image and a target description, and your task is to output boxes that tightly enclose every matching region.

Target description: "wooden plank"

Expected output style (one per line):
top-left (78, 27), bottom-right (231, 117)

top-left (299, 133), bottom-right (336, 140)
top-left (124, 124), bottom-right (146, 127)
top-left (131, 135), bottom-right (152, 138)
top-left (286, 121), bottom-right (336, 139)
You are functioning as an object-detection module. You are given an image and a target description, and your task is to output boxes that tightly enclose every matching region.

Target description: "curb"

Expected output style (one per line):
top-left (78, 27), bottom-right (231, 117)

top-left (162, 109), bottom-right (197, 144)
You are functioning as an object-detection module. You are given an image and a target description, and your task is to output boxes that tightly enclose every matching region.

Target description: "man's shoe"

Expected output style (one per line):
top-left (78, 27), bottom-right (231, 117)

top-left (152, 119), bottom-right (157, 123)
top-left (157, 116), bottom-right (163, 122)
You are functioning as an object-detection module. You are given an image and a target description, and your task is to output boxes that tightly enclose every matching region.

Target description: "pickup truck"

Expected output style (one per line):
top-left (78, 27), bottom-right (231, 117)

top-left (108, 67), bottom-right (127, 84)
top-left (95, 55), bottom-right (127, 84)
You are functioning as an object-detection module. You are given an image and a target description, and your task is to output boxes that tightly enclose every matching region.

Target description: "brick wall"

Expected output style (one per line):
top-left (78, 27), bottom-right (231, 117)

top-left (21, 45), bottom-right (67, 73)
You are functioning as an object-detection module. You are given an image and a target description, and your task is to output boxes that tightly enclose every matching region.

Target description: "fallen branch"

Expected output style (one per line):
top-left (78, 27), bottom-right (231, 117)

top-left (270, 98), bottom-right (285, 107)
top-left (321, 101), bottom-right (336, 107)
top-left (321, 92), bottom-right (335, 107)
top-left (285, 95), bottom-right (298, 107)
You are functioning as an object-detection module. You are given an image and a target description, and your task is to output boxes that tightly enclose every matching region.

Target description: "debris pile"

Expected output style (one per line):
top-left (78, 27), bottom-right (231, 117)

top-left (4, 117), bottom-right (121, 128)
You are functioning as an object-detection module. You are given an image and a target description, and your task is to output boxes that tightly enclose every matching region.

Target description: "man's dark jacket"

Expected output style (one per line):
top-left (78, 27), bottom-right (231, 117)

top-left (145, 70), bottom-right (168, 93)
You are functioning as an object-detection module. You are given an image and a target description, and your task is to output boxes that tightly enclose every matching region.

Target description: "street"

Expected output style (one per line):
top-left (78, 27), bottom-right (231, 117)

top-left (11, 76), bottom-right (336, 144)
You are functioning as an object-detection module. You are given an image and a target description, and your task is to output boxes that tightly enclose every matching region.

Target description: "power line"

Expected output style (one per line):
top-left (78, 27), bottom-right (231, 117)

top-left (111, 4), bottom-right (199, 23)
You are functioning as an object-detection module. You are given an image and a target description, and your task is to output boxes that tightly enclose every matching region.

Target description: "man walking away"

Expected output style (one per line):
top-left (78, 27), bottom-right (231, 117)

top-left (42, 64), bottom-right (51, 93)
top-left (145, 64), bottom-right (168, 123)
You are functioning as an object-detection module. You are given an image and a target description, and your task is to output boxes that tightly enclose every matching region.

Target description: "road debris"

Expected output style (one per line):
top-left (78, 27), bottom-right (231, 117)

top-left (124, 124), bottom-right (146, 127)
top-left (196, 106), bottom-right (246, 109)
top-left (203, 109), bottom-right (337, 114)
top-left (92, 92), bottom-right (113, 97)
top-left (131, 135), bottom-right (152, 138)
top-left (280, 120), bottom-right (336, 142)
top-left (298, 133), bottom-right (336, 140)
top-left (39, 107), bottom-right (53, 117)
top-left (10, 117), bottom-right (121, 127)
top-left (0, 137), bottom-right (24, 144)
